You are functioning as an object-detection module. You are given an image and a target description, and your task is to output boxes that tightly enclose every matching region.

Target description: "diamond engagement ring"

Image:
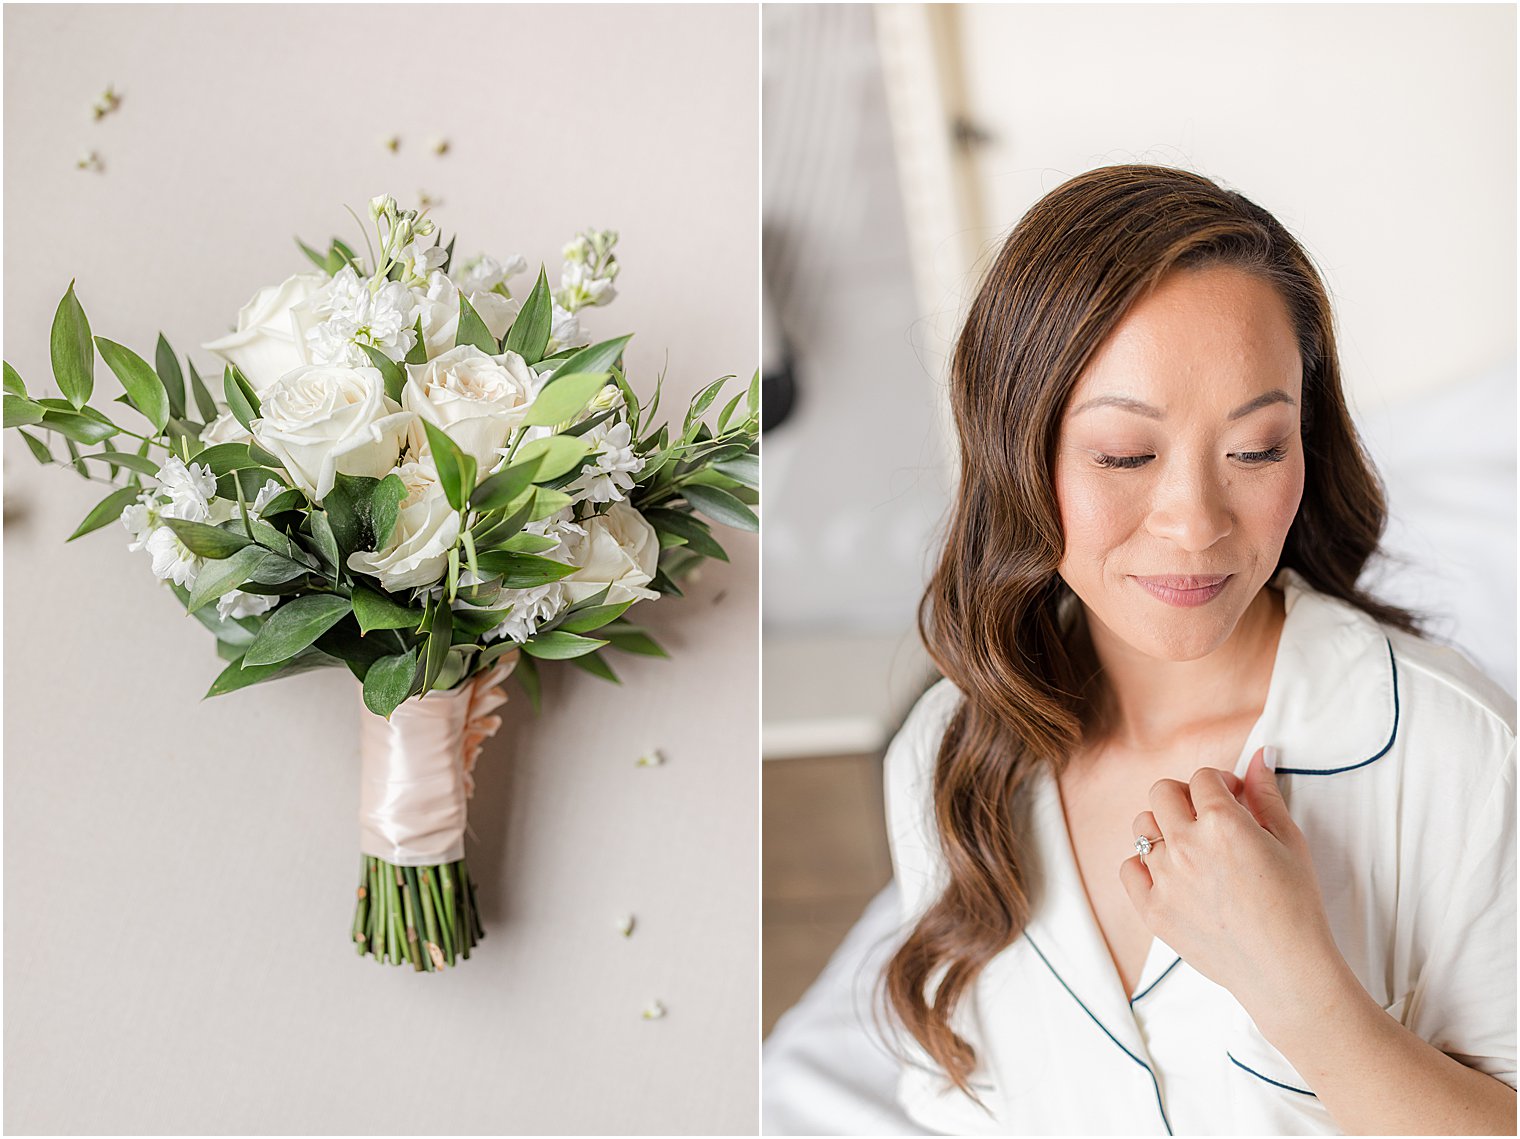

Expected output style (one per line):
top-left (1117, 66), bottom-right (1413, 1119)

top-left (1134, 835), bottom-right (1164, 857)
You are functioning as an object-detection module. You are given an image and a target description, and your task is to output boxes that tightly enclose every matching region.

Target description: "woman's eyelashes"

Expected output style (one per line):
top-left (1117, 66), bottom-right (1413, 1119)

top-left (1090, 444), bottom-right (1289, 471)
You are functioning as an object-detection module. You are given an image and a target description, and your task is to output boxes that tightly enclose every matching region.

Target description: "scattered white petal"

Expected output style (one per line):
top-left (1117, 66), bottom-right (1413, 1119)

top-left (431, 138), bottom-right (451, 156)
top-left (616, 914), bottom-right (636, 938)
top-left (641, 1000), bottom-right (666, 1021)
top-left (635, 750), bottom-right (665, 768)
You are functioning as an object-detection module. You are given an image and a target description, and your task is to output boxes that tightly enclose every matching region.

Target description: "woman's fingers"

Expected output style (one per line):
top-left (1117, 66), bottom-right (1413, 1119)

top-left (1148, 777), bottom-right (1194, 834)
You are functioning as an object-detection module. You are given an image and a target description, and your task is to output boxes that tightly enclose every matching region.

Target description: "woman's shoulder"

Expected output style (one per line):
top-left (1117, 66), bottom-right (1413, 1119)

top-left (882, 676), bottom-right (965, 920)
top-left (1383, 622), bottom-right (1517, 740)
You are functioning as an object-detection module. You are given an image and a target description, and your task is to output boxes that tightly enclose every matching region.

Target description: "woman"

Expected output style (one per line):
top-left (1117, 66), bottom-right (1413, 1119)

top-left (881, 166), bottom-right (1516, 1135)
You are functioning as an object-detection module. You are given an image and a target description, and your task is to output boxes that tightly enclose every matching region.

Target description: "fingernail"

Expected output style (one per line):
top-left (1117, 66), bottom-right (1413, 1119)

top-left (1263, 745), bottom-right (1279, 772)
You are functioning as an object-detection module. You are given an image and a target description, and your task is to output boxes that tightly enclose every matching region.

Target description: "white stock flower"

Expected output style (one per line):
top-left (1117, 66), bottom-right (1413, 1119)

top-left (395, 239), bottom-right (448, 284)
top-left (566, 420), bottom-right (644, 505)
top-left (556, 260), bottom-right (616, 312)
top-left (202, 272), bottom-right (328, 394)
top-left (454, 252), bottom-right (528, 296)
top-left (252, 364), bottom-right (412, 502)
top-left (561, 500), bottom-right (660, 607)
top-left (346, 459), bottom-right (461, 592)
top-left (547, 303), bottom-right (582, 354)
top-left (295, 266), bottom-right (419, 368)
top-left (402, 344), bottom-right (536, 468)
top-left (416, 271), bottom-right (517, 360)
top-left (155, 455), bottom-right (218, 518)
top-left (482, 582), bottom-right (570, 645)
top-left (199, 410), bottom-right (253, 446)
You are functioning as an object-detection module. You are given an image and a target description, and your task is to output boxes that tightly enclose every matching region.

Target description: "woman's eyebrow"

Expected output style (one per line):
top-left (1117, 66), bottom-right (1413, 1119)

top-left (1069, 390), bottom-right (1297, 420)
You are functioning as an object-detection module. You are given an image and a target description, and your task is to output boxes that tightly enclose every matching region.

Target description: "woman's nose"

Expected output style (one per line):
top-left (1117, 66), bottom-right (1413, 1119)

top-left (1143, 459), bottom-right (1233, 551)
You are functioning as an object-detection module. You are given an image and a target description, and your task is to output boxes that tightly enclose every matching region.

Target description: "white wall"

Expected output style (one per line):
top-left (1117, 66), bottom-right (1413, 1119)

top-left (3, 5), bottom-right (758, 1134)
top-left (936, 2), bottom-right (1516, 413)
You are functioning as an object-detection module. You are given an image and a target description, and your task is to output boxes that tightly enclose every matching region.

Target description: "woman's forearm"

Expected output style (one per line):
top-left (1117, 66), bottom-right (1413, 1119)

top-left (1250, 957), bottom-right (1516, 1135)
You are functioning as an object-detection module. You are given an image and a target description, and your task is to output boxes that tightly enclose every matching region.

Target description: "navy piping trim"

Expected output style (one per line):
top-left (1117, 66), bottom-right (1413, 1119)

top-left (1025, 934), bottom-right (1173, 1135)
top-left (1129, 956), bottom-right (1182, 1006)
top-left (1227, 1052), bottom-right (1318, 1097)
top-left (1275, 638), bottom-right (1399, 776)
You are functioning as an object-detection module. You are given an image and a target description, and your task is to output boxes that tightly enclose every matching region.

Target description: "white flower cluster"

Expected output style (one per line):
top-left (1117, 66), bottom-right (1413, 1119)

top-left (184, 199), bottom-right (659, 626)
top-left (121, 458), bottom-right (284, 620)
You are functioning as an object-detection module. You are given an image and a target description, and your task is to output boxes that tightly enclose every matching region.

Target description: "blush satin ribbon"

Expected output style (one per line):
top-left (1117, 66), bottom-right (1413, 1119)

top-left (357, 652), bottom-right (519, 866)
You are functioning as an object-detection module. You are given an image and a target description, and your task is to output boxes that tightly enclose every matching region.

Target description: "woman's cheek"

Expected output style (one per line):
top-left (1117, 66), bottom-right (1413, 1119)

top-left (1056, 467), bottom-right (1135, 555)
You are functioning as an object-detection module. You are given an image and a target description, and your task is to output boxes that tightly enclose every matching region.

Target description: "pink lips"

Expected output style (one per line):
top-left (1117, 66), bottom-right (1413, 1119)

top-left (1131, 574), bottom-right (1231, 607)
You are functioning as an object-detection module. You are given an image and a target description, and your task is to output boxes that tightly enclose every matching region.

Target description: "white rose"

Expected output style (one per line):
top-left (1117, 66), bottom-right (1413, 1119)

top-left (416, 272), bottom-right (518, 360)
top-left (251, 364), bottom-right (412, 502)
top-left (202, 272), bottom-right (328, 394)
top-left (346, 460), bottom-right (461, 592)
top-left (199, 409), bottom-right (253, 446)
top-left (403, 344), bottom-right (536, 469)
top-left (562, 500), bottom-right (660, 606)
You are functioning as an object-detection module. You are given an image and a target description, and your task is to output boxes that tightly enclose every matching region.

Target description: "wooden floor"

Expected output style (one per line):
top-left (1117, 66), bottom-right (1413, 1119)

top-left (762, 752), bottom-right (893, 1036)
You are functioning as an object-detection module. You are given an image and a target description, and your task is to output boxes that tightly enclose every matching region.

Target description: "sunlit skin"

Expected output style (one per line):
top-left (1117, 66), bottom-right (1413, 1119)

top-left (1048, 264), bottom-right (1516, 1133)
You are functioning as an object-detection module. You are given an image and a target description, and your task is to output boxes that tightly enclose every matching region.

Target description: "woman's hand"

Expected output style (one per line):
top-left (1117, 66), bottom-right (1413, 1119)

top-left (1118, 746), bottom-right (1344, 1019)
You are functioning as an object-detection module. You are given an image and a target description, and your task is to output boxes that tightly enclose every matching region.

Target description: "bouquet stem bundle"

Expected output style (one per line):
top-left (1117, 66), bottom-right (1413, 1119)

top-left (353, 854), bottom-right (484, 969)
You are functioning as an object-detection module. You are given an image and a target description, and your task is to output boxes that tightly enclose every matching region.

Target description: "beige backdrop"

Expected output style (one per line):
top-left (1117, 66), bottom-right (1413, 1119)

top-left (2, 5), bottom-right (758, 1134)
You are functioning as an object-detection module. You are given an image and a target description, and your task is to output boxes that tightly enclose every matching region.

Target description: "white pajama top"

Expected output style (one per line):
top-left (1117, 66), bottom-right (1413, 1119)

top-left (884, 567), bottom-right (1517, 1135)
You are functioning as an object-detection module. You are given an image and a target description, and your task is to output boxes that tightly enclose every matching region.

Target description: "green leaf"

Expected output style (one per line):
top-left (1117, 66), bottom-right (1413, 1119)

top-left (307, 509), bottom-right (341, 574)
top-left (644, 507), bottom-right (729, 562)
top-left (521, 371), bottom-right (610, 428)
top-left (40, 407), bottom-right (118, 444)
top-left (503, 267), bottom-right (552, 364)
top-left (4, 394), bottom-right (44, 428)
top-left (514, 653), bottom-right (542, 713)
top-left (528, 485), bottom-right (574, 521)
top-left (603, 626), bottom-right (669, 658)
top-left (363, 649), bottom-right (419, 718)
top-left (370, 473), bottom-right (406, 548)
top-left (422, 601), bottom-right (454, 691)
top-left (681, 483), bottom-right (758, 532)
top-left (495, 531), bottom-right (557, 554)
top-left (17, 429), bottom-right (52, 464)
top-left (155, 333), bottom-right (186, 420)
top-left (187, 359), bottom-right (219, 422)
top-left (184, 544), bottom-right (268, 613)
top-left (360, 343), bottom-right (406, 404)
top-left (521, 630), bottom-right (609, 660)
top-left (3, 362), bottom-right (27, 397)
top-left (405, 316), bottom-right (428, 365)
top-left (553, 335), bottom-right (632, 384)
top-left (243, 594), bottom-right (353, 666)
top-left (66, 485), bottom-right (139, 541)
top-left (711, 452), bottom-right (759, 490)
top-left (205, 648), bottom-right (332, 698)
top-left (162, 517), bottom-right (253, 559)
top-left (567, 650), bottom-right (621, 684)
top-left (421, 420), bottom-right (476, 511)
top-left (353, 585), bottom-right (424, 634)
top-left (474, 550), bottom-right (578, 588)
top-left (747, 368), bottom-right (760, 416)
top-left (50, 281), bottom-right (94, 409)
top-left (296, 237), bottom-right (329, 272)
top-left (716, 389), bottom-right (746, 434)
top-left (322, 474), bottom-right (371, 554)
top-left (243, 550), bottom-right (314, 586)
top-left (516, 434), bottom-right (592, 481)
top-left (683, 376), bottom-right (732, 437)
top-left (451, 604), bottom-right (513, 638)
top-left (556, 601), bottom-right (634, 634)
top-left (94, 449), bottom-right (159, 476)
top-left (259, 488), bottom-right (306, 516)
top-left (455, 293), bottom-right (498, 354)
top-left (194, 441), bottom-right (266, 475)
top-left (223, 365), bottom-right (261, 432)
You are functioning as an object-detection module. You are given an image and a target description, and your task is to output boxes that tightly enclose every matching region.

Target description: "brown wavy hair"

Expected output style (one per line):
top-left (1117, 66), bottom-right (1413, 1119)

top-left (881, 164), bottom-right (1420, 1093)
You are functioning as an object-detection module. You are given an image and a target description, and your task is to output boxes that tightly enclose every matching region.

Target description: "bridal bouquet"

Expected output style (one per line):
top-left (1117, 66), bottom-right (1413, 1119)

top-left (4, 196), bottom-right (759, 972)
